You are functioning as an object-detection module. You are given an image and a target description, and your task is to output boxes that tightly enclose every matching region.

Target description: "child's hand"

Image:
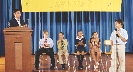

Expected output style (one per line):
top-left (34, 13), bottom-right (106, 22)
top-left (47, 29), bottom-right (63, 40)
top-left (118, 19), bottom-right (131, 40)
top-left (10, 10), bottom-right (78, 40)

top-left (44, 43), bottom-right (50, 47)
top-left (79, 42), bottom-right (82, 45)
top-left (95, 42), bottom-right (99, 46)
top-left (80, 41), bottom-right (84, 45)
top-left (40, 46), bottom-right (46, 48)
top-left (92, 42), bottom-right (94, 46)
top-left (76, 44), bottom-right (79, 48)
top-left (57, 40), bottom-right (61, 43)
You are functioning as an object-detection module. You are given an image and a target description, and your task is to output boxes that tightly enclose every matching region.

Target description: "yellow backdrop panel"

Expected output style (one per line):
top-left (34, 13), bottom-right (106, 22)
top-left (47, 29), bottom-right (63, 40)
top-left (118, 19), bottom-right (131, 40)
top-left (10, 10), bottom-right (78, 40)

top-left (21, 0), bottom-right (122, 12)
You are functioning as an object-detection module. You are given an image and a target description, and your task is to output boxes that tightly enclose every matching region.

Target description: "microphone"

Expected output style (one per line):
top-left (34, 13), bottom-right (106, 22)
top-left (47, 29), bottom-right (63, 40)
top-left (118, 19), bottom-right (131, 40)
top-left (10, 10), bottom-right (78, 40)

top-left (115, 29), bottom-right (119, 37)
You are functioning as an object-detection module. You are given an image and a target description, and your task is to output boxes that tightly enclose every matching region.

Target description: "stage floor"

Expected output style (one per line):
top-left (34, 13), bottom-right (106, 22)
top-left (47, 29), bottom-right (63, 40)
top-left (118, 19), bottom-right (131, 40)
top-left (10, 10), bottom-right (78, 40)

top-left (0, 54), bottom-right (133, 72)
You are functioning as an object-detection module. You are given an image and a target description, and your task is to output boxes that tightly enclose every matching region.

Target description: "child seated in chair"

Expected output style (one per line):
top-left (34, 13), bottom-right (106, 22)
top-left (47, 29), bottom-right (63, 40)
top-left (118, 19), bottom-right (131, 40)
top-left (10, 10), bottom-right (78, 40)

top-left (89, 32), bottom-right (101, 69)
top-left (75, 30), bottom-right (86, 70)
top-left (57, 32), bottom-right (69, 69)
top-left (35, 30), bottom-right (55, 70)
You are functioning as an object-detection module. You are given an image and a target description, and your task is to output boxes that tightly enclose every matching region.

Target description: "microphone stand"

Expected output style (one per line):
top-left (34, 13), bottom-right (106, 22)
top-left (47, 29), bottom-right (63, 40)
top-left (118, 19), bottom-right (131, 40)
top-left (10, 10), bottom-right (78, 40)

top-left (115, 29), bottom-right (120, 71)
top-left (116, 35), bottom-right (119, 71)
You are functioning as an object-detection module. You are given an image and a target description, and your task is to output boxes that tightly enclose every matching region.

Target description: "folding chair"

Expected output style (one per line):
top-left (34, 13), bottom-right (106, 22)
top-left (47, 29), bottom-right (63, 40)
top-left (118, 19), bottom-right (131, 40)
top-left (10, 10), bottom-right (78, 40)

top-left (73, 52), bottom-right (87, 70)
top-left (55, 53), bottom-right (70, 69)
top-left (104, 40), bottom-right (112, 72)
top-left (39, 53), bottom-right (47, 67)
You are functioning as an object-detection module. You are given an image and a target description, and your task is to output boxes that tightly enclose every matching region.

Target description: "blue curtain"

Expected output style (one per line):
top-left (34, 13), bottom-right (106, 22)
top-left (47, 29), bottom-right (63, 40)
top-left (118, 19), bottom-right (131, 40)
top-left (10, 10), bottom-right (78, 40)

top-left (0, 0), bottom-right (133, 55)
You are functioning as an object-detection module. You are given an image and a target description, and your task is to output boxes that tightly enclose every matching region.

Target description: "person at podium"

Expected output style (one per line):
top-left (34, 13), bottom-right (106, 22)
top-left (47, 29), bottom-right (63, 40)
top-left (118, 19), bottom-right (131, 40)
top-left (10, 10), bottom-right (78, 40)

top-left (35, 30), bottom-right (55, 70)
top-left (8, 9), bottom-right (27, 27)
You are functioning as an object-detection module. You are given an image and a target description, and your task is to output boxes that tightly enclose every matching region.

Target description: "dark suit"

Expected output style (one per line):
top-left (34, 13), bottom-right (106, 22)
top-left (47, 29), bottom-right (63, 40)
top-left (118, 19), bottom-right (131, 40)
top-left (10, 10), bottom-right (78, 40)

top-left (8, 18), bottom-right (26, 27)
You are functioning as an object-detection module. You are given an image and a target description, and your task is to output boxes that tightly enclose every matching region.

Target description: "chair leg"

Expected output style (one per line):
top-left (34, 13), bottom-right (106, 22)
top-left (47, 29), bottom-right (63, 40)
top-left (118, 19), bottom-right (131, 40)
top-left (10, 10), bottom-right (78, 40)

top-left (73, 54), bottom-right (78, 70)
top-left (103, 54), bottom-right (108, 72)
top-left (84, 55), bottom-right (88, 70)
top-left (67, 58), bottom-right (70, 69)
top-left (73, 55), bottom-right (76, 69)
top-left (105, 54), bottom-right (108, 71)
top-left (100, 54), bottom-right (107, 72)
top-left (55, 55), bottom-right (59, 70)
top-left (65, 55), bottom-right (70, 70)
top-left (100, 55), bottom-right (104, 72)
top-left (39, 55), bottom-right (43, 67)
top-left (39, 55), bottom-right (45, 70)
top-left (88, 55), bottom-right (92, 69)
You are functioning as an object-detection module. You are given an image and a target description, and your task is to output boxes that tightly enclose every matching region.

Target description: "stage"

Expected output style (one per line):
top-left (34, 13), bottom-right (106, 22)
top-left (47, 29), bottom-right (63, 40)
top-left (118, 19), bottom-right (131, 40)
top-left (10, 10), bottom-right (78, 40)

top-left (0, 54), bottom-right (133, 72)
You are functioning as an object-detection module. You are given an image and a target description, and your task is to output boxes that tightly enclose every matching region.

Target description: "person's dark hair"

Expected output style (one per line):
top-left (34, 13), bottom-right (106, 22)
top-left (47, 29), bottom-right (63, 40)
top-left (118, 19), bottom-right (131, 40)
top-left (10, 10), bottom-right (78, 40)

top-left (92, 32), bottom-right (97, 37)
top-left (13, 9), bottom-right (21, 13)
top-left (59, 32), bottom-right (64, 35)
top-left (78, 30), bottom-right (82, 33)
top-left (115, 19), bottom-right (124, 26)
top-left (43, 30), bottom-right (48, 33)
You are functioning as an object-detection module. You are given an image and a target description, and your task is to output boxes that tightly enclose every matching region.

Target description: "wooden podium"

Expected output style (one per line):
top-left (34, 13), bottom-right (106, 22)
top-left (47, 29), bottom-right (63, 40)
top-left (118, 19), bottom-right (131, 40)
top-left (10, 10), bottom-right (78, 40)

top-left (3, 27), bottom-right (33, 72)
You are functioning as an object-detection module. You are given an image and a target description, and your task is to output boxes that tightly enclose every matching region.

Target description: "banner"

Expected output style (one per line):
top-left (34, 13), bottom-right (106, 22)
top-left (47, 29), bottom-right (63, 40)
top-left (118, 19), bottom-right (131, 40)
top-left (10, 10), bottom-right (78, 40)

top-left (22, 0), bottom-right (122, 12)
